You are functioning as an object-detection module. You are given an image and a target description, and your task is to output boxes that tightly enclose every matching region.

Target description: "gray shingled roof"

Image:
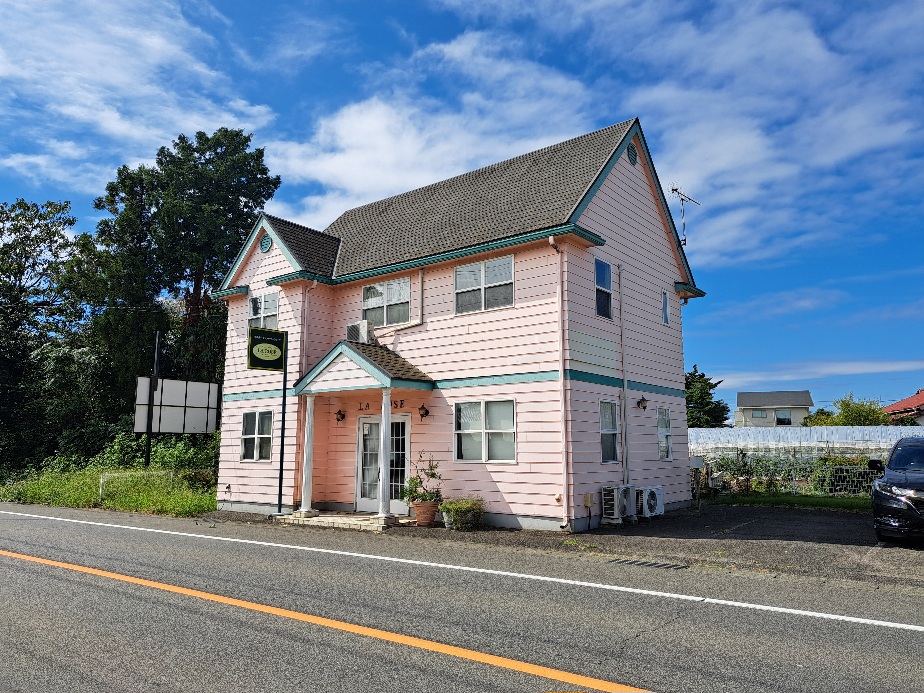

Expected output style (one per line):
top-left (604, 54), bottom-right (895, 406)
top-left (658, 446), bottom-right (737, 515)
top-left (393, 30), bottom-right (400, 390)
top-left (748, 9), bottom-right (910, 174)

top-left (737, 391), bottom-right (814, 408)
top-left (264, 213), bottom-right (340, 278)
top-left (348, 341), bottom-right (433, 383)
top-left (324, 119), bottom-right (636, 277)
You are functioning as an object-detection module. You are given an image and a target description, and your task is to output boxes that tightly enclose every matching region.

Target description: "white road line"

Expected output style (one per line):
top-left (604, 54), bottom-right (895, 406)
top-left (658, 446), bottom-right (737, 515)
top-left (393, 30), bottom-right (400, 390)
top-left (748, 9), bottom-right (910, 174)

top-left (2, 509), bottom-right (922, 633)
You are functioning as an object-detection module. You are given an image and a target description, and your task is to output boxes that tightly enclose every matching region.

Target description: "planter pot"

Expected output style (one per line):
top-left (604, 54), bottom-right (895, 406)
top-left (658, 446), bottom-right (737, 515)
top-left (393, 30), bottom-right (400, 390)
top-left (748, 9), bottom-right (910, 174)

top-left (412, 501), bottom-right (440, 527)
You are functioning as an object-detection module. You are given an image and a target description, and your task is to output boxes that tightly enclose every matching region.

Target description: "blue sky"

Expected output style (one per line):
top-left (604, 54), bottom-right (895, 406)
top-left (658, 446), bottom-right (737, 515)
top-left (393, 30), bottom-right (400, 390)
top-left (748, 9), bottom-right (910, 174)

top-left (1, 0), bottom-right (922, 411)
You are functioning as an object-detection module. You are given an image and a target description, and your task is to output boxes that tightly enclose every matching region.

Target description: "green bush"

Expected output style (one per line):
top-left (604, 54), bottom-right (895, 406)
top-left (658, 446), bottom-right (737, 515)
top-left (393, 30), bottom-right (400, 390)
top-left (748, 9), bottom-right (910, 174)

top-left (439, 496), bottom-right (485, 531)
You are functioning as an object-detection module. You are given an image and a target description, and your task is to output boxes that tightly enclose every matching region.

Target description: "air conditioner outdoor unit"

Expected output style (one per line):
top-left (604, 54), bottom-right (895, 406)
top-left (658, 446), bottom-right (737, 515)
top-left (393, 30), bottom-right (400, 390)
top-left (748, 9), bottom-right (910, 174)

top-left (346, 320), bottom-right (373, 344)
top-left (602, 485), bottom-right (635, 524)
top-left (637, 486), bottom-right (665, 518)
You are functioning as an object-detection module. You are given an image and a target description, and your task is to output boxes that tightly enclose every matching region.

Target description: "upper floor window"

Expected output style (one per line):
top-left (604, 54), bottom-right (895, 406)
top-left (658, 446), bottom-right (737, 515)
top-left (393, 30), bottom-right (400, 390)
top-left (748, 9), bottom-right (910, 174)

top-left (455, 256), bottom-right (513, 314)
top-left (363, 277), bottom-right (410, 327)
top-left (249, 291), bottom-right (278, 329)
top-left (662, 290), bottom-right (670, 325)
top-left (595, 259), bottom-right (612, 319)
top-left (775, 409), bottom-right (792, 426)
top-left (600, 400), bottom-right (619, 464)
top-left (657, 407), bottom-right (672, 460)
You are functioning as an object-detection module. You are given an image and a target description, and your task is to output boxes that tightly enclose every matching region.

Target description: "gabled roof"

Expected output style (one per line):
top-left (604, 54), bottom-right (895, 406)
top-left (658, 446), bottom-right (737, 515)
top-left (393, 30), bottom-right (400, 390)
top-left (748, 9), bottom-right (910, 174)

top-left (293, 341), bottom-right (434, 394)
top-left (884, 389), bottom-right (924, 414)
top-left (216, 118), bottom-right (703, 294)
top-left (325, 120), bottom-right (636, 277)
top-left (737, 391), bottom-right (814, 408)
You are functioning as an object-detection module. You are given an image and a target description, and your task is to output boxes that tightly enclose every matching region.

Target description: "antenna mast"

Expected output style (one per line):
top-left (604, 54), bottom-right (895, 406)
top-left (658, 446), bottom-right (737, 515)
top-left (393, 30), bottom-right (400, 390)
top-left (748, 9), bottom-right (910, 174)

top-left (670, 185), bottom-right (701, 246)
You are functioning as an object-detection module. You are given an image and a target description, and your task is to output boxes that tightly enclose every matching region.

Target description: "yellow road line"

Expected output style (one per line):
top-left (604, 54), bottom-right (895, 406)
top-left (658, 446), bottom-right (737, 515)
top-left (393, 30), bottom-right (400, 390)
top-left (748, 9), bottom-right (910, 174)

top-left (0, 548), bottom-right (648, 693)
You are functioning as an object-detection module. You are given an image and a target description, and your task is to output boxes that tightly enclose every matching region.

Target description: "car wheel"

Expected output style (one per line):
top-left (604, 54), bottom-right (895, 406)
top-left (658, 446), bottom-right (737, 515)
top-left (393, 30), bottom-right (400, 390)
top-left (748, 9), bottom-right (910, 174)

top-left (875, 528), bottom-right (890, 543)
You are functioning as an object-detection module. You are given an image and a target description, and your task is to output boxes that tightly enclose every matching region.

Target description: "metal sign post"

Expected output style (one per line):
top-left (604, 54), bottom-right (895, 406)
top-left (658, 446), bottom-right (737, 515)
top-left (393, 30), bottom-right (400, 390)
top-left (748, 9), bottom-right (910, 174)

top-left (144, 330), bottom-right (162, 467)
top-left (248, 327), bottom-right (288, 514)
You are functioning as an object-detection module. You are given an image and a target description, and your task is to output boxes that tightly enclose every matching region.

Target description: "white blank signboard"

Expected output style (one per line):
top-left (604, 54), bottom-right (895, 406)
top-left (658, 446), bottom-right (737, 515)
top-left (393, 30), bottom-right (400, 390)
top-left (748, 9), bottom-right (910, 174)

top-left (134, 377), bottom-right (221, 434)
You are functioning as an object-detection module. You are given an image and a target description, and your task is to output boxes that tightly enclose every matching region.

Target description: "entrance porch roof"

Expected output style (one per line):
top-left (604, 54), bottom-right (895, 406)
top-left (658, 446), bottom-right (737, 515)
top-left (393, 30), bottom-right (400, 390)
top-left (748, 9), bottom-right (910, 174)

top-left (293, 341), bottom-right (434, 395)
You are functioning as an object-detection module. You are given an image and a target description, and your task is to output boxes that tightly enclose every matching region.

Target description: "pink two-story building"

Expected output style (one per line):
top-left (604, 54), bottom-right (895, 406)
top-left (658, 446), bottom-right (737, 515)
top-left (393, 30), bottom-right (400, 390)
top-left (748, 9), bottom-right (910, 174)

top-left (212, 118), bottom-right (705, 531)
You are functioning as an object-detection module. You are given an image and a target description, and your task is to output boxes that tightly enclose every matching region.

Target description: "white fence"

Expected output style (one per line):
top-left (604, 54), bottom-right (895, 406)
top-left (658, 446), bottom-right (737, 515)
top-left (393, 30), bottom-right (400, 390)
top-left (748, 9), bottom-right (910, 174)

top-left (688, 427), bottom-right (922, 496)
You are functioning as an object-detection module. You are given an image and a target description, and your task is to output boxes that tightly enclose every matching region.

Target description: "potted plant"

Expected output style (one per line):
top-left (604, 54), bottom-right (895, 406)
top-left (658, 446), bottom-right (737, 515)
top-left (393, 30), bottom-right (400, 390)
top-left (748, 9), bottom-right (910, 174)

top-left (439, 496), bottom-right (484, 531)
top-left (400, 453), bottom-right (443, 526)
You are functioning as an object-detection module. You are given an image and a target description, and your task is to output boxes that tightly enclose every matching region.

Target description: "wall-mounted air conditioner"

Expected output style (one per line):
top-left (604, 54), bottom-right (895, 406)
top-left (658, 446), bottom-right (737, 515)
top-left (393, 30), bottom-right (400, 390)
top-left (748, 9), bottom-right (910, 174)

top-left (346, 320), bottom-right (374, 344)
top-left (637, 486), bottom-right (665, 517)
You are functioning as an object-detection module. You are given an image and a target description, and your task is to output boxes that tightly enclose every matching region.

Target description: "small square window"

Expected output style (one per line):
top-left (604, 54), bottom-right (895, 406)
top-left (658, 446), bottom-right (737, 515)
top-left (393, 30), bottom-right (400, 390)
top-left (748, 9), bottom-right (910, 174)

top-left (455, 400), bottom-right (516, 462)
top-left (455, 256), bottom-right (513, 314)
top-left (775, 410), bottom-right (792, 426)
top-left (362, 277), bottom-right (410, 327)
top-left (751, 410), bottom-right (767, 418)
top-left (249, 292), bottom-right (279, 330)
top-left (241, 410), bottom-right (273, 461)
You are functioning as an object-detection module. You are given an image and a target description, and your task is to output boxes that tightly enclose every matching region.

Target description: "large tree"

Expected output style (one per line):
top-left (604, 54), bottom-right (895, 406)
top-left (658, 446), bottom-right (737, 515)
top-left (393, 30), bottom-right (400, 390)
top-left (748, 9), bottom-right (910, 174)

top-left (685, 365), bottom-right (731, 428)
top-left (0, 199), bottom-right (78, 468)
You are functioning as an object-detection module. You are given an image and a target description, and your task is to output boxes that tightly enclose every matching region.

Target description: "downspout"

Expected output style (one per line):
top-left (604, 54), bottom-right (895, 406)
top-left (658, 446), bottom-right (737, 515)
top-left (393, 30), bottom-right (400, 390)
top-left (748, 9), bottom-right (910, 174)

top-left (617, 264), bottom-right (630, 487)
top-left (552, 237), bottom-right (571, 530)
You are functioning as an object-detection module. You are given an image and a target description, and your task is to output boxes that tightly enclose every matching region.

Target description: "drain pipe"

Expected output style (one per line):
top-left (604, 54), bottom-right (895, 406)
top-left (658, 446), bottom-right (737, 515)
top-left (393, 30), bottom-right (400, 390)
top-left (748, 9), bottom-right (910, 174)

top-left (553, 238), bottom-right (571, 530)
top-left (617, 264), bottom-right (630, 487)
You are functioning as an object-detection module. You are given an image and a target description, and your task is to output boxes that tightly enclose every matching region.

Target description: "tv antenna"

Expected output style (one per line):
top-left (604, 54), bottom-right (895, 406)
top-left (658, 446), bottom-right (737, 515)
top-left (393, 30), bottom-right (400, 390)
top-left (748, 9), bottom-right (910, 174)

top-left (670, 184), bottom-right (700, 246)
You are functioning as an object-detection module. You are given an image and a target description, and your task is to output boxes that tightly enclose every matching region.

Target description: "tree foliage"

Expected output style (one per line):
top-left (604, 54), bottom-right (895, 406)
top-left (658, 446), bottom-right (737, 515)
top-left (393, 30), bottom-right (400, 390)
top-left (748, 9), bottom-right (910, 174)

top-left (802, 393), bottom-right (891, 426)
top-left (685, 365), bottom-right (731, 428)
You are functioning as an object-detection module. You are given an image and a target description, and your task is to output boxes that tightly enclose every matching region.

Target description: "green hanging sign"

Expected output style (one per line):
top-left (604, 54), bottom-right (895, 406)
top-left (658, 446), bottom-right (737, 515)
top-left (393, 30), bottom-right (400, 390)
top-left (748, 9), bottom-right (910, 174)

top-left (248, 327), bottom-right (287, 371)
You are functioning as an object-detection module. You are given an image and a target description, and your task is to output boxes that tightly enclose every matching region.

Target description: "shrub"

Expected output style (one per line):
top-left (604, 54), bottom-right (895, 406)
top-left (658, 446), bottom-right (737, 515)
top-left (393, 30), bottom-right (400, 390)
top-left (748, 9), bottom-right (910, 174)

top-left (439, 496), bottom-right (485, 531)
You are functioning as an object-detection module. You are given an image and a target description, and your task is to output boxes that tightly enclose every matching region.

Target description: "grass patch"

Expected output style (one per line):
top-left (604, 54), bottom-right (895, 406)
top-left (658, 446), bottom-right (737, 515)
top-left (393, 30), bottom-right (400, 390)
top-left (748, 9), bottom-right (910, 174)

top-left (0, 466), bottom-right (216, 517)
top-left (708, 493), bottom-right (871, 512)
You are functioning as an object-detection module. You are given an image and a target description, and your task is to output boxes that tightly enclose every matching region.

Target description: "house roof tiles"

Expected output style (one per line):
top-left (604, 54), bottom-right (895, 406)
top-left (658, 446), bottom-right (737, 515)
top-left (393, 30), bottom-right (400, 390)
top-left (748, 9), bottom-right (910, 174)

top-left (884, 389), bottom-right (924, 414)
top-left (347, 341), bottom-right (434, 384)
top-left (737, 391), bottom-right (814, 408)
top-left (263, 213), bottom-right (340, 278)
top-left (322, 120), bottom-right (636, 277)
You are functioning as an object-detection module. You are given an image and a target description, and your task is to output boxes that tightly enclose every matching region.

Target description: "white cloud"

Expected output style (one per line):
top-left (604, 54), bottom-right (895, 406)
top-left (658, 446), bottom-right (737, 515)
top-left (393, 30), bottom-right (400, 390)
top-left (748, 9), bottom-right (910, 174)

top-left (0, 0), bottom-right (274, 188)
top-left (697, 288), bottom-right (848, 324)
top-left (716, 360), bottom-right (924, 392)
top-left (266, 31), bottom-right (593, 228)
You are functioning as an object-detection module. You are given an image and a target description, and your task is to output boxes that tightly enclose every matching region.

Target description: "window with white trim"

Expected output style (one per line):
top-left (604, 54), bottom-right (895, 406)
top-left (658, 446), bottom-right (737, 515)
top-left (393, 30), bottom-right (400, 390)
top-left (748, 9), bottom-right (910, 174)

top-left (241, 410), bottom-right (273, 461)
top-left (248, 291), bottom-right (278, 329)
top-left (775, 409), bottom-right (792, 426)
top-left (362, 277), bottom-right (410, 327)
top-left (657, 407), bottom-right (672, 460)
top-left (595, 259), bottom-right (612, 319)
top-left (455, 256), bottom-right (513, 314)
top-left (751, 410), bottom-right (768, 418)
top-left (600, 401), bottom-right (619, 464)
top-left (662, 290), bottom-right (670, 325)
top-left (455, 400), bottom-right (516, 462)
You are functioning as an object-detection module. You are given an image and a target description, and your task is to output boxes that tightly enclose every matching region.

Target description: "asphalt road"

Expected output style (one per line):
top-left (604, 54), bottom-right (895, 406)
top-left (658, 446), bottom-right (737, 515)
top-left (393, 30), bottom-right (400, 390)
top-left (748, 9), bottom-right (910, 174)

top-left (1, 502), bottom-right (922, 693)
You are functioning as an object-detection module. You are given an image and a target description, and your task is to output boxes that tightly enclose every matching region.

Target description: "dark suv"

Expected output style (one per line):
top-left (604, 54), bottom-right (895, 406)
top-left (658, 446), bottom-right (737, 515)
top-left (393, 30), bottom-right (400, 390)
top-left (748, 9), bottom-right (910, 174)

top-left (868, 437), bottom-right (924, 541)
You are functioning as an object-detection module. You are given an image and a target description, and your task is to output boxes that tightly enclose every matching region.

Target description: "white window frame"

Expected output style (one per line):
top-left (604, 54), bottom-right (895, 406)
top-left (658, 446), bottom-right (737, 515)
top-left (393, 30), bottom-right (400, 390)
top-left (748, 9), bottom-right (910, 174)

top-left (662, 290), bottom-right (670, 325)
top-left (454, 255), bottom-right (514, 315)
top-left (595, 258), bottom-right (613, 319)
top-left (248, 291), bottom-right (279, 329)
top-left (657, 407), bottom-right (672, 461)
top-left (775, 409), bottom-right (792, 426)
top-left (241, 410), bottom-right (273, 462)
top-left (600, 400), bottom-right (619, 464)
top-left (454, 399), bottom-right (517, 464)
top-left (362, 276), bottom-right (411, 327)
top-left (751, 410), bottom-right (768, 418)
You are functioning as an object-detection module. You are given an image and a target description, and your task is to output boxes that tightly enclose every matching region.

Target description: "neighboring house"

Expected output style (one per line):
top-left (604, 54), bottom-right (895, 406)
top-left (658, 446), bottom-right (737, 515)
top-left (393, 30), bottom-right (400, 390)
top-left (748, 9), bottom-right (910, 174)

top-left (212, 118), bottom-right (705, 531)
top-left (883, 389), bottom-right (924, 425)
top-left (734, 391), bottom-right (814, 427)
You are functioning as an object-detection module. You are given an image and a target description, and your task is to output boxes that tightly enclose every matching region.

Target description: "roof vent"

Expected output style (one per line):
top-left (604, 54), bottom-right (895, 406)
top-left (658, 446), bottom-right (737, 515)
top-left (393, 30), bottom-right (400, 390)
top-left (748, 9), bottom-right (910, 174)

top-left (627, 143), bottom-right (638, 166)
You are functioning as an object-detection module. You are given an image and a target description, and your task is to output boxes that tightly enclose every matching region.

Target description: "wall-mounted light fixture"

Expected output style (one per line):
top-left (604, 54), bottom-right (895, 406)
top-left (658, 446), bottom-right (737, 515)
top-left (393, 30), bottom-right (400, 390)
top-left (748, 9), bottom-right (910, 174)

top-left (636, 396), bottom-right (649, 410)
top-left (334, 409), bottom-right (346, 423)
top-left (418, 404), bottom-right (430, 420)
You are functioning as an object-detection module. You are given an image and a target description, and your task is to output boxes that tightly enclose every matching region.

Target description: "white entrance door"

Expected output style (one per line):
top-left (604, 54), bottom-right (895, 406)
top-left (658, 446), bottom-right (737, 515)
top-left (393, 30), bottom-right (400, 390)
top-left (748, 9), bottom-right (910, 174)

top-left (356, 415), bottom-right (410, 514)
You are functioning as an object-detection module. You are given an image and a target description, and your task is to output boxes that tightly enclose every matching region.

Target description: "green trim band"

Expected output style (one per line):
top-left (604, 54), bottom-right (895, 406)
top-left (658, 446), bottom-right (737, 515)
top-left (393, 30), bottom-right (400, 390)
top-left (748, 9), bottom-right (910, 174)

top-left (265, 224), bottom-right (605, 287)
top-left (224, 389), bottom-right (297, 402)
top-left (210, 286), bottom-right (249, 299)
top-left (434, 370), bottom-right (560, 389)
top-left (227, 369), bottom-right (682, 401)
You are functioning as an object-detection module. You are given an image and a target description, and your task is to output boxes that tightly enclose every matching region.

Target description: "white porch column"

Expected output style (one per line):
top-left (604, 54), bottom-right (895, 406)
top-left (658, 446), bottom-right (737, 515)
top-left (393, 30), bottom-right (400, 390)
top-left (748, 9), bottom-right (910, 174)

top-left (378, 387), bottom-right (392, 517)
top-left (299, 394), bottom-right (316, 514)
